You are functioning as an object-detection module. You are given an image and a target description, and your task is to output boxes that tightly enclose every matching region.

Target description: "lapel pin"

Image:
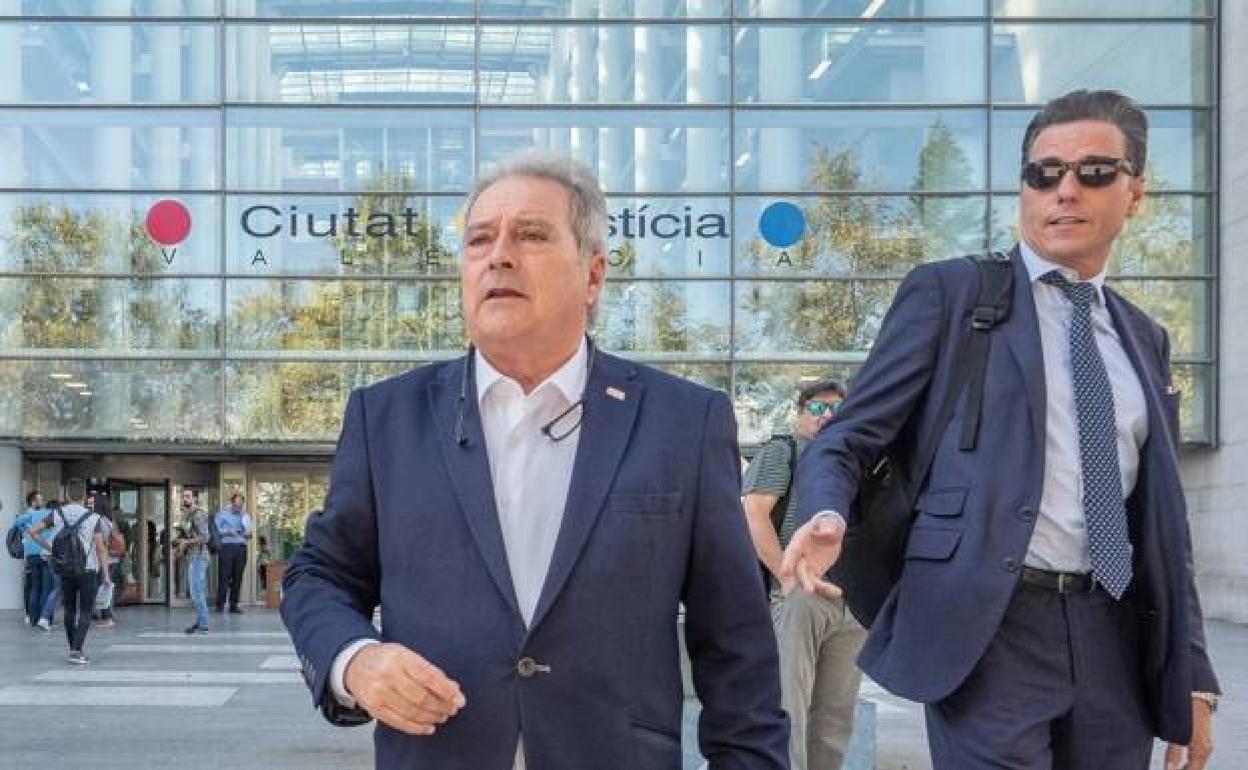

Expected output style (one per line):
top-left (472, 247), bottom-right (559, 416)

top-left (606, 386), bottom-right (626, 401)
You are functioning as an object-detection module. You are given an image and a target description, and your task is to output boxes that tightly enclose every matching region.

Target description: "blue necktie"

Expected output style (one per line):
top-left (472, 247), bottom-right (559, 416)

top-left (1040, 270), bottom-right (1133, 599)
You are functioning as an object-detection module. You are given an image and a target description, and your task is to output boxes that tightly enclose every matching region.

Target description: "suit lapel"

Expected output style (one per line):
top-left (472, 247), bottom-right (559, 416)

top-left (528, 352), bottom-right (643, 633)
top-left (429, 357), bottom-right (522, 620)
top-left (1103, 289), bottom-right (1178, 468)
top-left (999, 246), bottom-right (1047, 453)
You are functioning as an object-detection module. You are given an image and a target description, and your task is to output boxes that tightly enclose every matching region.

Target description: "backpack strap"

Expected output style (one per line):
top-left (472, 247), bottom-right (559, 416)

top-left (768, 434), bottom-right (799, 534)
top-left (958, 254), bottom-right (1014, 451)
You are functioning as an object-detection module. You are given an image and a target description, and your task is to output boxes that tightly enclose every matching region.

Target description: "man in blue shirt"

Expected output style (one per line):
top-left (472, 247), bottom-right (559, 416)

top-left (15, 492), bottom-right (54, 629)
top-left (215, 493), bottom-right (252, 614)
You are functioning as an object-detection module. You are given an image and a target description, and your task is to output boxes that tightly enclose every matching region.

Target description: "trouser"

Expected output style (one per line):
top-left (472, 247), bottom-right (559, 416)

top-left (925, 580), bottom-right (1153, 770)
top-left (24, 556), bottom-right (53, 624)
top-left (60, 571), bottom-right (100, 653)
top-left (216, 544), bottom-right (247, 611)
top-left (773, 590), bottom-right (868, 770)
top-left (40, 569), bottom-right (61, 622)
top-left (188, 552), bottom-right (210, 627)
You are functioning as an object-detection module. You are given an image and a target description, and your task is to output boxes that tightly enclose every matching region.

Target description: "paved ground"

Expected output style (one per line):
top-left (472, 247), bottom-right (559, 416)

top-left (0, 607), bottom-right (1242, 769)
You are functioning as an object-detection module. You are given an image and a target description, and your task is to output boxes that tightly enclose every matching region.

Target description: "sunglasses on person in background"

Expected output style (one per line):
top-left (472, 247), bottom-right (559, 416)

top-left (804, 400), bottom-right (842, 418)
top-left (1021, 156), bottom-right (1136, 191)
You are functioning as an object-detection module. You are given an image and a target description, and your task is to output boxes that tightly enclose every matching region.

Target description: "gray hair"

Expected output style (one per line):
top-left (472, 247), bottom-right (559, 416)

top-left (463, 149), bottom-right (609, 264)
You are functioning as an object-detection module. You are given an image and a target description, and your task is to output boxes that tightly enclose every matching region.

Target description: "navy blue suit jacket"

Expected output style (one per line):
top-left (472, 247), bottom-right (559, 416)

top-left (795, 250), bottom-right (1218, 744)
top-left (281, 349), bottom-right (789, 770)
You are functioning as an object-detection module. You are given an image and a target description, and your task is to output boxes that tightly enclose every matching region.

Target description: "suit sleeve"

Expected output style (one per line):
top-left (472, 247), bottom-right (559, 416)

top-left (1158, 327), bottom-right (1220, 694)
top-left (682, 391), bottom-right (790, 770)
top-left (795, 264), bottom-right (947, 524)
top-left (280, 389), bottom-right (383, 723)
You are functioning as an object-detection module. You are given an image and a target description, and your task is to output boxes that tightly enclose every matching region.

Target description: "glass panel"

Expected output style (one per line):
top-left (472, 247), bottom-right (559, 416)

top-left (644, 362), bottom-right (730, 394)
top-left (0, 277), bottom-right (222, 353)
top-left (226, 279), bottom-right (465, 354)
top-left (252, 477), bottom-right (306, 601)
top-left (605, 197), bottom-right (731, 277)
top-left (140, 485), bottom-right (168, 604)
top-left (0, 359), bottom-right (223, 441)
top-left (736, 195), bottom-right (987, 276)
top-left (225, 108), bottom-right (472, 192)
top-left (735, 279), bottom-right (899, 355)
top-left (992, 0), bottom-right (1212, 17)
top-left (479, 109), bottom-right (730, 193)
top-left (991, 109), bottom-right (1211, 192)
top-left (991, 23), bottom-right (1212, 104)
top-left (0, 194), bottom-right (221, 275)
top-left (480, 25), bottom-right (729, 104)
top-left (990, 195), bottom-right (1212, 276)
top-left (225, 360), bottom-right (413, 442)
top-left (735, 24), bottom-right (985, 104)
top-left (19, 0), bottom-right (220, 15)
top-left (593, 280), bottom-right (731, 355)
top-left (226, 24), bottom-right (475, 104)
top-left (481, 0), bottom-right (730, 16)
top-left (227, 0), bottom-right (474, 16)
top-left (1171, 363), bottom-right (1209, 444)
top-left (734, 362), bottom-right (861, 445)
top-left (736, 0), bottom-right (982, 17)
top-left (226, 194), bottom-right (461, 276)
top-left (1108, 279), bottom-right (1209, 358)
top-left (734, 109), bottom-right (986, 192)
top-left (9, 22), bottom-right (219, 104)
top-left (1, 109), bottom-right (220, 190)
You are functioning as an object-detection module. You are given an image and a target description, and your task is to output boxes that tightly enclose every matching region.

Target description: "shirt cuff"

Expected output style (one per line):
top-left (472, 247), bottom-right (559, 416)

top-left (330, 638), bottom-right (381, 708)
top-left (813, 510), bottom-right (847, 528)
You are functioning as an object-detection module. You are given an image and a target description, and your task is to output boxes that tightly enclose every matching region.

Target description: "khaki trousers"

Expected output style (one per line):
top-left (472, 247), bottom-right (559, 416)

top-left (773, 590), bottom-right (868, 770)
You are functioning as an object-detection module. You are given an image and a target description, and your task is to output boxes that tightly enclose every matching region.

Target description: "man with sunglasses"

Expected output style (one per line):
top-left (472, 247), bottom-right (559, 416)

top-left (743, 379), bottom-right (865, 770)
top-left (281, 150), bottom-right (788, 770)
top-left (781, 89), bottom-right (1218, 770)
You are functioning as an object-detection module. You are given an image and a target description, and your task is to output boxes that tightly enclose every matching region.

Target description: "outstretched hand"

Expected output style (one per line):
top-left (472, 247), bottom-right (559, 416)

top-left (779, 513), bottom-right (847, 596)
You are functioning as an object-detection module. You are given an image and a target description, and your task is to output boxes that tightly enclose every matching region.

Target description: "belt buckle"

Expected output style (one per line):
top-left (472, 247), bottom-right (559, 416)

top-left (1056, 573), bottom-right (1069, 593)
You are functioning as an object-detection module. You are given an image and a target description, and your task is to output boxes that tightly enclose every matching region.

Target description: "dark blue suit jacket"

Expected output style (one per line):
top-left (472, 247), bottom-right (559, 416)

top-left (795, 250), bottom-right (1218, 744)
top-left (282, 349), bottom-right (789, 770)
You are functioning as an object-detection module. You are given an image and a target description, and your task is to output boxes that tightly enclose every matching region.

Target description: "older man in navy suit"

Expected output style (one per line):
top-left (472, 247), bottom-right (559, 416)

top-left (783, 90), bottom-right (1218, 770)
top-left (281, 150), bottom-right (789, 770)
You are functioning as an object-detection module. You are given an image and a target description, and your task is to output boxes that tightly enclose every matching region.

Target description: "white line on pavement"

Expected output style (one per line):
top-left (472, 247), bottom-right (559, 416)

top-left (34, 670), bottom-right (302, 685)
top-left (107, 644), bottom-right (293, 653)
top-left (0, 685), bottom-right (237, 707)
top-left (260, 655), bottom-right (301, 670)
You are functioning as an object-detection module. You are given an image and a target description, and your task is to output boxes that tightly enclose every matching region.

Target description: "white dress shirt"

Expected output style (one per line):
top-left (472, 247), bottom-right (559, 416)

top-left (329, 339), bottom-right (587, 770)
top-left (1019, 241), bottom-right (1149, 572)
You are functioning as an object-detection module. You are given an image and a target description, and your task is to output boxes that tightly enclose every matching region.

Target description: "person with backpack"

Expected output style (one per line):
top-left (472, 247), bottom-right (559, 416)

top-left (743, 379), bottom-right (864, 770)
top-left (173, 487), bottom-right (212, 635)
top-left (12, 492), bottom-right (54, 629)
top-left (27, 480), bottom-right (110, 664)
top-left (782, 90), bottom-right (1219, 770)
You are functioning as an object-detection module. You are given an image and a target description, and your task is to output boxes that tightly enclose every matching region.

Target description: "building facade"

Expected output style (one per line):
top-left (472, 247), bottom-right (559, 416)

top-left (2, 0), bottom-right (1240, 619)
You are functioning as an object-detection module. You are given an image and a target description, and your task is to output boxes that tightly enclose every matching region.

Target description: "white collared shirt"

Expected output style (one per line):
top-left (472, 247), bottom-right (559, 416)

top-left (1019, 241), bottom-right (1149, 572)
top-left (330, 339), bottom-right (587, 770)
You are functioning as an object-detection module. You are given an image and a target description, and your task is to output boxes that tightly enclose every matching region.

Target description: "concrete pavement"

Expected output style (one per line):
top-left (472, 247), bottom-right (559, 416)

top-left (0, 607), bottom-right (1242, 769)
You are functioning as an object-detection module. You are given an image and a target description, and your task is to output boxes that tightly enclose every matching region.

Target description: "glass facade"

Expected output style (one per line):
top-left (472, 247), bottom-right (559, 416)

top-left (0, 1), bottom-right (1218, 447)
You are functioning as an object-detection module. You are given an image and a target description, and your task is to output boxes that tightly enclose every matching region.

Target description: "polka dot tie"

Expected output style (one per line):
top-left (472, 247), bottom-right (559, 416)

top-left (1040, 270), bottom-right (1133, 600)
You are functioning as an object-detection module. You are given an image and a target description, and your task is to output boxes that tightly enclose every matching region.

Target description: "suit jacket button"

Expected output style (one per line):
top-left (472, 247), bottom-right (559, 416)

top-left (1018, 506), bottom-right (1035, 520)
top-left (1002, 557), bottom-right (1019, 573)
top-left (516, 657), bottom-right (537, 678)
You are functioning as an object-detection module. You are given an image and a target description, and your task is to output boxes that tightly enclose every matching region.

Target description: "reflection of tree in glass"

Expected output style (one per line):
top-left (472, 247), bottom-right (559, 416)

top-left (228, 182), bottom-right (461, 442)
top-left (911, 117), bottom-right (984, 262)
top-left (255, 481), bottom-right (308, 562)
top-left (3, 203), bottom-right (216, 437)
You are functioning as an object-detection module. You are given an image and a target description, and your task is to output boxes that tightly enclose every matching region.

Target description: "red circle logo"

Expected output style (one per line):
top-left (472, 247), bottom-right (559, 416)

top-left (145, 199), bottom-right (192, 246)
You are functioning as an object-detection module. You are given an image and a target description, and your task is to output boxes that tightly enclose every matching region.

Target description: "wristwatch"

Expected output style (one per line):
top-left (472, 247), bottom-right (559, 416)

top-left (1192, 691), bottom-right (1219, 714)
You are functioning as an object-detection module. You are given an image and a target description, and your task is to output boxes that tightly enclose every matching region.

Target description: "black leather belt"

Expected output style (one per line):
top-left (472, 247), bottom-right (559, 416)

top-left (1019, 565), bottom-right (1094, 594)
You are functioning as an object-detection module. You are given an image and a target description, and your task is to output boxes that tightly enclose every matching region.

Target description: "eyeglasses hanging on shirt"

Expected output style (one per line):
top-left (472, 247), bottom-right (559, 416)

top-left (456, 336), bottom-right (597, 447)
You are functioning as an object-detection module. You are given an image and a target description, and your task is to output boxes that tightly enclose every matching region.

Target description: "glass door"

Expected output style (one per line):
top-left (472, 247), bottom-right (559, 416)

top-left (248, 467), bottom-right (329, 605)
top-left (139, 485), bottom-right (169, 604)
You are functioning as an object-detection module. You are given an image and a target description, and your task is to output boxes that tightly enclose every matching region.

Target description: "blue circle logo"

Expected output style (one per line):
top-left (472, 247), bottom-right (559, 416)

top-left (759, 202), bottom-right (805, 248)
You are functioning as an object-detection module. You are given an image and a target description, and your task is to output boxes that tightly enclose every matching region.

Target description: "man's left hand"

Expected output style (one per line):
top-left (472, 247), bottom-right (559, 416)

top-left (778, 514), bottom-right (846, 595)
top-left (1164, 697), bottom-right (1214, 770)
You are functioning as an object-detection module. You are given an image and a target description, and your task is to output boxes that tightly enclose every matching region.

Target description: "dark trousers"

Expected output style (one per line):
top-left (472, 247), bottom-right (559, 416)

top-left (60, 570), bottom-right (100, 653)
top-left (24, 556), bottom-right (52, 623)
top-left (925, 580), bottom-right (1153, 770)
top-left (216, 544), bottom-right (247, 611)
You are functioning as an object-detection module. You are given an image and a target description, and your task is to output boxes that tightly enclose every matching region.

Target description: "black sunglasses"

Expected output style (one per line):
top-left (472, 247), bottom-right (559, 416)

top-left (1021, 156), bottom-right (1136, 191)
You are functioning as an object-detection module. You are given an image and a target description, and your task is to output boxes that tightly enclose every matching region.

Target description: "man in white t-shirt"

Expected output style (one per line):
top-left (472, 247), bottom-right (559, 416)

top-left (29, 480), bottom-right (110, 664)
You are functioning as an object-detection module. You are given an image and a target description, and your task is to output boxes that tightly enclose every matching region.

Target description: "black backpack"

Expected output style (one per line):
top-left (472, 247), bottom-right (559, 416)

top-left (827, 254), bottom-right (1014, 628)
top-left (5, 523), bottom-right (24, 560)
top-left (205, 513), bottom-right (222, 556)
top-left (50, 510), bottom-right (93, 578)
top-left (757, 434), bottom-right (799, 594)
